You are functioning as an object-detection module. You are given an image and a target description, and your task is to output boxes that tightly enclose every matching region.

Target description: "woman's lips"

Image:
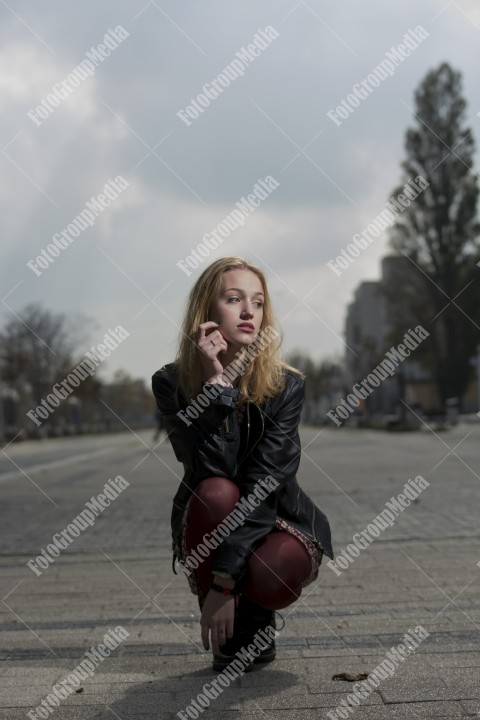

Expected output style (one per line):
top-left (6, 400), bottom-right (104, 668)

top-left (237, 325), bottom-right (254, 332)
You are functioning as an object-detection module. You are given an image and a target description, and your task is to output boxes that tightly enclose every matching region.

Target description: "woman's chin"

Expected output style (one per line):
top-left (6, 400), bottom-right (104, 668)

top-left (234, 331), bottom-right (257, 346)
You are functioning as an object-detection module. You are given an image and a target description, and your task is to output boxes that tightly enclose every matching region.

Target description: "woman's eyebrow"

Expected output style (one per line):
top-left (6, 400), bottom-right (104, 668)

top-left (222, 287), bottom-right (264, 295)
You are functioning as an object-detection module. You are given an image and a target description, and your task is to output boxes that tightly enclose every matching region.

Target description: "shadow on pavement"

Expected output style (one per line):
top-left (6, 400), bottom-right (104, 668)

top-left (88, 667), bottom-right (299, 719)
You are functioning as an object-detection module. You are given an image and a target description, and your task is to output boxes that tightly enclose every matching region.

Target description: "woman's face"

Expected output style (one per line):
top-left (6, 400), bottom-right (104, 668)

top-left (209, 269), bottom-right (264, 350)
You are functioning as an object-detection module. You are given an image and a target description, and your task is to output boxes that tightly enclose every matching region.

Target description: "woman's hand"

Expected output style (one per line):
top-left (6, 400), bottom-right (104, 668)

top-left (197, 321), bottom-right (229, 384)
top-left (200, 589), bottom-right (235, 656)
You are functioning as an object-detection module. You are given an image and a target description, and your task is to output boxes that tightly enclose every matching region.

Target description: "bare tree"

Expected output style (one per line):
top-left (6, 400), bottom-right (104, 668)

top-left (0, 305), bottom-right (95, 433)
top-left (383, 62), bottom-right (480, 410)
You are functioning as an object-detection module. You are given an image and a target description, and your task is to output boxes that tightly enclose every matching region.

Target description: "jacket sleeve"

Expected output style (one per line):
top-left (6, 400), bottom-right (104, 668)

top-left (211, 372), bottom-right (305, 580)
top-left (151, 369), bottom-right (241, 480)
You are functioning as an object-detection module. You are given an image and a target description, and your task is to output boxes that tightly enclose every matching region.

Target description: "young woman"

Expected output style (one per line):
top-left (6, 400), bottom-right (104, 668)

top-left (152, 257), bottom-right (333, 670)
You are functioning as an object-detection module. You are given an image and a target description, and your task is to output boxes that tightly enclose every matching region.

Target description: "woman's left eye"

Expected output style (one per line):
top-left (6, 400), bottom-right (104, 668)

top-left (226, 297), bottom-right (263, 307)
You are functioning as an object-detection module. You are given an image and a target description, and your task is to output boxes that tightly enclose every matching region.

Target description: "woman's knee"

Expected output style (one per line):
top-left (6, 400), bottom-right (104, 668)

top-left (242, 532), bottom-right (312, 610)
top-left (191, 476), bottom-right (240, 520)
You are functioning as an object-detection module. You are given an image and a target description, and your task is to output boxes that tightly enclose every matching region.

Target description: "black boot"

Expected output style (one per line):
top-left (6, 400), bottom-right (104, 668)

top-left (239, 596), bottom-right (277, 665)
top-left (212, 596), bottom-right (278, 671)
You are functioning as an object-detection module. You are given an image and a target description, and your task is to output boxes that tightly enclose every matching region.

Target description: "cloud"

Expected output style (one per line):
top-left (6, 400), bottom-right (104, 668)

top-left (1, 0), bottom-right (478, 384)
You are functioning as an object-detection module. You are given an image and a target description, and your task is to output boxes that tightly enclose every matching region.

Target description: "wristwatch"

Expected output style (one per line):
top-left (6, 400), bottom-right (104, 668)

top-left (209, 581), bottom-right (240, 596)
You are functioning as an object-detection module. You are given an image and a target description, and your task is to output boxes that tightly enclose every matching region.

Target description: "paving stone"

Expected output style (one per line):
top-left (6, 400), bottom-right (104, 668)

top-left (229, 713), bottom-right (320, 720)
top-left (422, 651), bottom-right (480, 668)
top-left (245, 690), bottom-right (382, 710)
top-left (302, 646), bottom-right (383, 658)
top-left (386, 700), bottom-right (468, 717)
top-left (325, 703), bottom-right (468, 718)
top-left (379, 678), bottom-right (476, 703)
top-left (461, 698), bottom-right (480, 714)
top-left (2, 426), bottom-right (480, 718)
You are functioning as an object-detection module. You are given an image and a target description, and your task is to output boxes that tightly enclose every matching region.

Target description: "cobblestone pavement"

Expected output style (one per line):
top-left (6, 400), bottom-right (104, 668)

top-left (1, 422), bottom-right (479, 719)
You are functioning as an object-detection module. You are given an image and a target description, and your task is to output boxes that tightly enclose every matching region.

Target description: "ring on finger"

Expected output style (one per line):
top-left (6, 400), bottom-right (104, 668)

top-left (210, 339), bottom-right (216, 347)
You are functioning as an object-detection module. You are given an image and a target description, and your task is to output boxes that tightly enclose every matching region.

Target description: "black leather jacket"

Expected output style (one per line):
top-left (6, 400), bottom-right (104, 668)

top-left (151, 363), bottom-right (333, 581)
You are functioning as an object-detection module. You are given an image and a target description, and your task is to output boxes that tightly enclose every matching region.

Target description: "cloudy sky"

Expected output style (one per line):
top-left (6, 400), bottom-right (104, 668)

top-left (1, 1), bottom-right (479, 387)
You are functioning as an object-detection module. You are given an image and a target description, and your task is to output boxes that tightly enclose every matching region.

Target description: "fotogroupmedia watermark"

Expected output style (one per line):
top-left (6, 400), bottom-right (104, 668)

top-left (327, 325), bottom-right (430, 427)
top-left (176, 625), bottom-right (278, 719)
top-left (177, 176), bottom-right (279, 277)
top-left (27, 475), bottom-right (130, 576)
top-left (327, 175), bottom-right (429, 277)
top-left (27, 26), bottom-right (130, 127)
top-left (27, 626), bottom-right (129, 720)
top-left (327, 26), bottom-right (429, 127)
top-left (179, 476), bottom-right (279, 576)
top-left (328, 475), bottom-right (429, 577)
top-left (177, 325), bottom-right (280, 427)
top-left (326, 626), bottom-right (430, 719)
top-left (26, 325), bottom-right (130, 427)
top-left (177, 26), bottom-right (279, 127)
top-left (27, 175), bottom-right (130, 277)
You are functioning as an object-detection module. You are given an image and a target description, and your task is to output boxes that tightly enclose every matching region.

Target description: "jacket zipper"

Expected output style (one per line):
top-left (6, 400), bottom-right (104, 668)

top-left (243, 403), bottom-right (251, 457)
top-left (236, 402), bottom-right (250, 467)
top-left (238, 402), bottom-right (264, 467)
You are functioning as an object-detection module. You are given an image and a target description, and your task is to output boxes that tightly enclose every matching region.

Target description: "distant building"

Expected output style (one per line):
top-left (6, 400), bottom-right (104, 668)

top-left (345, 256), bottom-right (439, 418)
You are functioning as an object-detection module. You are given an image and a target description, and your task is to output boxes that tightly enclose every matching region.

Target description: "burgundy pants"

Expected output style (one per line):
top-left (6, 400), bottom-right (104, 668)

top-left (184, 476), bottom-right (313, 611)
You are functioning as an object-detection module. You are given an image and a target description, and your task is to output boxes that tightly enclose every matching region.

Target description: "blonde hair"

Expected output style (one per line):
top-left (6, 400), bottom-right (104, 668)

top-left (175, 256), bottom-right (304, 405)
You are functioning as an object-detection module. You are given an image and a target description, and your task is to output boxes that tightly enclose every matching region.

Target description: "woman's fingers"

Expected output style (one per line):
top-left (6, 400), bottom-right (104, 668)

top-left (198, 328), bottom-right (222, 349)
top-left (197, 320), bottom-right (220, 342)
top-left (201, 621), bottom-right (210, 651)
top-left (211, 627), bottom-right (220, 657)
top-left (225, 613), bottom-right (235, 639)
top-left (198, 332), bottom-right (225, 351)
top-left (201, 621), bottom-right (225, 656)
top-left (198, 332), bottom-right (228, 376)
top-left (197, 322), bottom-right (231, 384)
top-left (200, 592), bottom-right (235, 656)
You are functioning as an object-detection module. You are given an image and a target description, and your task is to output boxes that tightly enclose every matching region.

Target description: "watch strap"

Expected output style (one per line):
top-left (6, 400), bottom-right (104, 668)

top-left (209, 581), bottom-right (241, 596)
